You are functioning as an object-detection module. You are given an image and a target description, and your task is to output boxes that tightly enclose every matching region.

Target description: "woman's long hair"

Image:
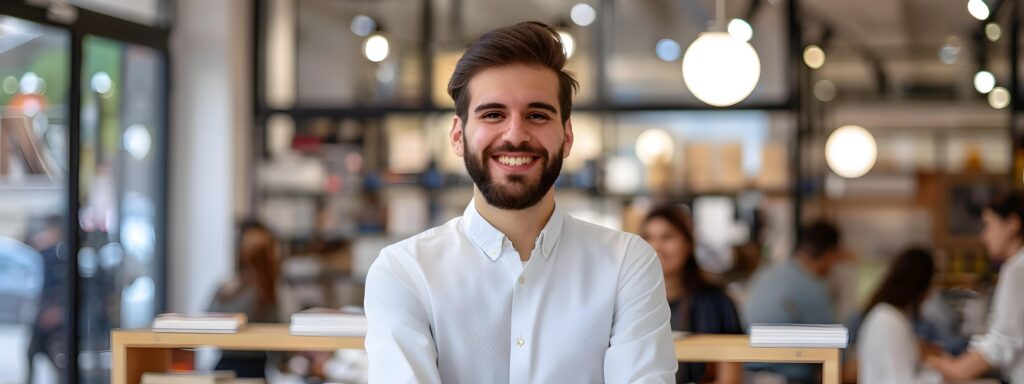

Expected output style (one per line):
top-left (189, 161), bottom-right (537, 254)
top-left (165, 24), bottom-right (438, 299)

top-left (233, 220), bottom-right (279, 313)
top-left (864, 247), bottom-right (935, 317)
top-left (643, 203), bottom-right (716, 295)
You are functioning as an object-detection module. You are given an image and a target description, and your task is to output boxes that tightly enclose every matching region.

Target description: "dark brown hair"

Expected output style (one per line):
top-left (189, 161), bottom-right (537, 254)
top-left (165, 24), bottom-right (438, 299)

top-left (864, 247), bottom-right (936, 317)
top-left (643, 203), bottom-right (717, 294)
top-left (447, 21), bottom-right (579, 127)
top-left (987, 190), bottom-right (1024, 236)
top-left (798, 221), bottom-right (841, 260)
top-left (234, 220), bottom-right (279, 312)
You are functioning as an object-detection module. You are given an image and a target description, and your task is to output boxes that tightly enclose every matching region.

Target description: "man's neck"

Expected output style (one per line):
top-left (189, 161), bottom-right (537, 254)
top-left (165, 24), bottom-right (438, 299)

top-left (795, 254), bottom-right (825, 278)
top-left (473, 189), bottom-right (556, 261)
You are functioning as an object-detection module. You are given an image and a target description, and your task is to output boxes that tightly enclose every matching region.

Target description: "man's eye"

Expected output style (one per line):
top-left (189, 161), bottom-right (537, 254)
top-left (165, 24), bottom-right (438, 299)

top-left (482, 112), bottom-right (503, 119)
top-left (528, 113), bottom-right (551, 121)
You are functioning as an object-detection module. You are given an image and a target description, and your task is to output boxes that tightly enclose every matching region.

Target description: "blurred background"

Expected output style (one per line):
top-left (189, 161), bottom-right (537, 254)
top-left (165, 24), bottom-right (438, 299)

top-left (0, 0), bottom-right (1019, 382)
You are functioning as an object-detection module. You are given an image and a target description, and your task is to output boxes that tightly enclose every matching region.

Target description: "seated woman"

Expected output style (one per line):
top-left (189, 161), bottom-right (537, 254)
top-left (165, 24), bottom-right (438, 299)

top-left (208, 220), bottom-right (282, 378)
top-left (857, 247), bottom-right (942, 383)
top-left (641, 203), bottom-right (743, 384)
top-left (928, 191), bottom-right (1024, 382)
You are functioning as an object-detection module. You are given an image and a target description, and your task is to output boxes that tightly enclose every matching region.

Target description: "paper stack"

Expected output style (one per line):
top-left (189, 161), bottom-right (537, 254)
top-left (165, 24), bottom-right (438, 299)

top-left (141, 370), bottom-right (264, 384)
top-left (290, 307), bottom-right (367, 336)
top-left (749, 324), bottom-right (848, 348)
top-left (151, 313), bottom-right (247, 334)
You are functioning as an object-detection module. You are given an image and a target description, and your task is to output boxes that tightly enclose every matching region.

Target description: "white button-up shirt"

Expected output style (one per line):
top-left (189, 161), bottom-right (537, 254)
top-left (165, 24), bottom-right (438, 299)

top-left (857, 303), bottom-right (942, 384)
top-left (364, 201), bottom-right (677, 383)
top-left (970, 247), bottom-right (1024, 383)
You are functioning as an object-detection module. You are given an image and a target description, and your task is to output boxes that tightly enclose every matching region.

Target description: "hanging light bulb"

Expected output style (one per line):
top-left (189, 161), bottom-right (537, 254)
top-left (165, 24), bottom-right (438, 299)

top-left (803, 45), bottom-right (826, 69)
top-left (570, 3), bottom-right (597, 27)
top-left (974, 70), bottom-right (995, 94)
top-left (655, 39), bottom-right (682, 62)
top-left (826, 125), bottom-right (877, 178)
top-left (363, 33), bottom-right (389, 63)
top-left (985, 23), bottom-right (1002, 42)
top-left (681, 0), bottom-right (761, 107)
top-left (635, 129), bottom-right (675, 166)
top-left (351, 15), bottom-right (376, 37)
top-left (967, 0), bottom-right (990, 21)
top-left (727, 18), bottom-right (753, 42)
top-left (989, 86), bottom-right (1010, 109)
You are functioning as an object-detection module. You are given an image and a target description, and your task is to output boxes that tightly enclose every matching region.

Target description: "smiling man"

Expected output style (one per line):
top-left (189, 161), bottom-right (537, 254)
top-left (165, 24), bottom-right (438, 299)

top-left (363, 22), bottom-right (676, 383)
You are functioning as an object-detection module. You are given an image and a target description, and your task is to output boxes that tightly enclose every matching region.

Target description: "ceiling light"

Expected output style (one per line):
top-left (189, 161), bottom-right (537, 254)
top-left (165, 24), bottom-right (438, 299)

top-left (635, 129), bottom-right (675, 166)
top-left (974, 70), bottom-right (995, 94)
top-left (803, 45), bottom-right (825, 69)
top-left (967, 0), bottom-right (990, 21)
top-left (825, 125), bottom-right (877, 178)
top-left (655, 38), bottom-right (681, 62)
top-left (570, 3), bottom-right (597, 27)
top-left (989, 86), bottom-right (1010, 109)
top-left (363, 33), bottom-right (389, 62)
top-left (985, 23), bottom-right (1001, 42)
top-left (727, 18), bottom-right (753, 42)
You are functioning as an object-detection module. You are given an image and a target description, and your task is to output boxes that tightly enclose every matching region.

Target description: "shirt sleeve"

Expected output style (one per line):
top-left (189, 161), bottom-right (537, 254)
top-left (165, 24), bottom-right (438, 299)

top-left (603, 237), bottom-right (678, 384)
top-left (970, 262), bottom-right (1024, 370)
top-left (363, 248), bottom-right (442, 384)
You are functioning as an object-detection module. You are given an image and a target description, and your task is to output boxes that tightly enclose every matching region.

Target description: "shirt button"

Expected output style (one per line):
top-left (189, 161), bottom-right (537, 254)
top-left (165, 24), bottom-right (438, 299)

top-left (516, 338), bottom-right (525, 348)
top-left (518, 276), bottom-right (525, 284)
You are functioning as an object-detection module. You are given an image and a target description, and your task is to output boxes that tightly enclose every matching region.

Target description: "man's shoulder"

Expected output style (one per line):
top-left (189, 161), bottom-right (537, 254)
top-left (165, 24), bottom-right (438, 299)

top-left (378, 216), bottom-right (463, 261)
top-left (562, 215), bottom-right (645, 245)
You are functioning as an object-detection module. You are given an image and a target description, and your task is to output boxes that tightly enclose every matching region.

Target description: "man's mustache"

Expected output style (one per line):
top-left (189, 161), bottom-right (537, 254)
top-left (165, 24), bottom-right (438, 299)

top-left (483, 143), bottom-right (548, 158)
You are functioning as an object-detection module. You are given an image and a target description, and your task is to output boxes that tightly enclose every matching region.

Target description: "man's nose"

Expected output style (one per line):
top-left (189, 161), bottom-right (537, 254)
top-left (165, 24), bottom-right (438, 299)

top-left (501, 115), bottom-right (531, 145)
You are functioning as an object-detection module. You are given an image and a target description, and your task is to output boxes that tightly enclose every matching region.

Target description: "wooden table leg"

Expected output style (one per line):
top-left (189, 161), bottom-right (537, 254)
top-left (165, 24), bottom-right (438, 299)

top-left (112, 346), bottom-right (171, 384)
top-left (821, 349), bottom-right (841, 384)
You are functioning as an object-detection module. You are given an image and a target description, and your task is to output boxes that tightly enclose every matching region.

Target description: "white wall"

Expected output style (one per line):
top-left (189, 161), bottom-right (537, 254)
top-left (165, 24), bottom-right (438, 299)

top-left (168, 0), bottom-right (250, 313)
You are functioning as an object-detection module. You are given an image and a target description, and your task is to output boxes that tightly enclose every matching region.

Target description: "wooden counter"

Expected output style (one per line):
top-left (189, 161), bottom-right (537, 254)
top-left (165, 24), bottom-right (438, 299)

top-left (113, 325), bottom-right (840, 384)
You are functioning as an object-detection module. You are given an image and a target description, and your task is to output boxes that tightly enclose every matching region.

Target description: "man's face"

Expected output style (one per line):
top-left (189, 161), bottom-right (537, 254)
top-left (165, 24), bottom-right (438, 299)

top-left (450, 65), bottom-right (573, 210)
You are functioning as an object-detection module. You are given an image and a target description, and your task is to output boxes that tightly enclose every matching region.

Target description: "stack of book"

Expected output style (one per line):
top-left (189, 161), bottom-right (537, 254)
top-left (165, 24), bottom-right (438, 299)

top-left (749, 324), bottom-right (849, 348)
top-left (151, 313), bottom-right (247, 333)
top-left (289, 307), bottom-right (367, 336)
top-left (141, 371), bottom-right (264, 384)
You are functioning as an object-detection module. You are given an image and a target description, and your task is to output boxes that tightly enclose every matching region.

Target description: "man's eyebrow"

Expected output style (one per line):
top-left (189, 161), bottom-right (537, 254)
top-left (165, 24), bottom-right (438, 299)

top-left (473, 103), bottom-right (507, 113)
top-left (528, 102), bottom-right (558, 114)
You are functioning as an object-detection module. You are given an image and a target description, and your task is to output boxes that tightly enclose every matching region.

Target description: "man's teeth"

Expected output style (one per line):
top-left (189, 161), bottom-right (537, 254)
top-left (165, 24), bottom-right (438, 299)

top-left (497, 156), bottom-right (534, 166)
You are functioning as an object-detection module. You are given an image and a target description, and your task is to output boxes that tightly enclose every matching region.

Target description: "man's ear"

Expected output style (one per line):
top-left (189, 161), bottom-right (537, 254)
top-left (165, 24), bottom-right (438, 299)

top-left (450, 116), bottom-right (465, 157)
top-left (562, 118), bottom-right (574, 158)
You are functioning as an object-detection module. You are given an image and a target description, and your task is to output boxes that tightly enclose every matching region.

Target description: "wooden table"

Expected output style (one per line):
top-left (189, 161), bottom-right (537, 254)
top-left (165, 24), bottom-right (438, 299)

top-left (111, 324), bottom-right (363, 384)
top-left (675, 334), bottom-right (841, 384)
top-left (113, 325), bottom-right (840, 384)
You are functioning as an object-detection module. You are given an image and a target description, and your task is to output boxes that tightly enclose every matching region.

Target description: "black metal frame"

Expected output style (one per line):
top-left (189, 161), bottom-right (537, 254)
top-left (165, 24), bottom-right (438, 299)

top-left (0, 2), bottom-right (170, 383)
top-left (1011, 0), bottom-right (1021, 187)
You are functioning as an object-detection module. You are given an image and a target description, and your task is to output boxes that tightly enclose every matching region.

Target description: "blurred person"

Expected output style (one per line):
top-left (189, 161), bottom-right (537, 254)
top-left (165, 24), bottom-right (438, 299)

top-left (207, 220), bottom-right (281, 378)
top-left (642, 203), bottom-right (743, 384)
top-left (364, 22), bottom-right (676, 383)
top-left (743, 221), bottom-right (845, 383)
top-left (25, 215), bottom-right (65, 384)
top-left (857, 247), bottom-right (942, 383)
top-left (928, 190), bottom-right (1024, 382)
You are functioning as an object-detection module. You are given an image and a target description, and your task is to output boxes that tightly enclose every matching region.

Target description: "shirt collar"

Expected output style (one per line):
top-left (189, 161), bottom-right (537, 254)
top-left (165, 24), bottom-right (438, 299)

top-left (463, 200), bottom-right (565, 262)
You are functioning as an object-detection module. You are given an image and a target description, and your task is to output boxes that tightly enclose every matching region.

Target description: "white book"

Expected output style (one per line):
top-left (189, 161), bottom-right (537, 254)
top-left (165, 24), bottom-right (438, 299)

top-left (152, 313), bottom-right (247, 333)
top-left (141, 370), bottom-right (234, 384)
top-left (289, 308), bottom-right (367, 336)
top-left (749, 324), bottom-right (848, 348)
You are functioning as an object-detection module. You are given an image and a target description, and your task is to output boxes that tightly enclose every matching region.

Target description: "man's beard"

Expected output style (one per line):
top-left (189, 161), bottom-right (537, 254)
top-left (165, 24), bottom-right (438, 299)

top-left (464, 139), bottom-right (563, 210)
